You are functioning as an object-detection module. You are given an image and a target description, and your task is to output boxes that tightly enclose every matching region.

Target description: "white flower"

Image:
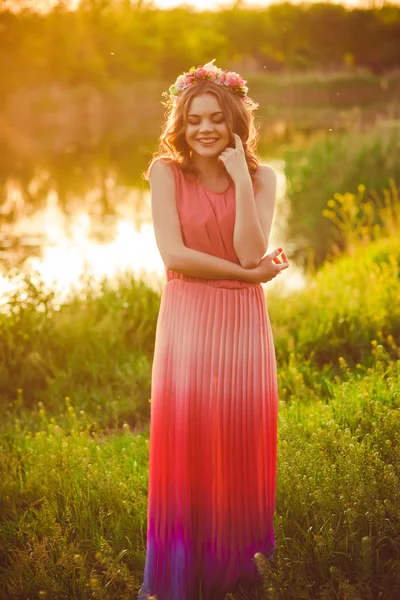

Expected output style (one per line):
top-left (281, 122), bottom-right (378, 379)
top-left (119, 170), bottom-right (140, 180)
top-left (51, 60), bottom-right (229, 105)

top-left (174, 74), bottom-right (187, 90)
top-left (203, 59), bottom-right (219, 73)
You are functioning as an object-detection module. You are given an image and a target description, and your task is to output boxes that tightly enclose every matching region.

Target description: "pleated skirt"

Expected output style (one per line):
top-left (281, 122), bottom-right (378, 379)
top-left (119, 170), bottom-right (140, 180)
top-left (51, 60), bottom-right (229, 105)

top-left (137, 277), bottom-right (278, 600)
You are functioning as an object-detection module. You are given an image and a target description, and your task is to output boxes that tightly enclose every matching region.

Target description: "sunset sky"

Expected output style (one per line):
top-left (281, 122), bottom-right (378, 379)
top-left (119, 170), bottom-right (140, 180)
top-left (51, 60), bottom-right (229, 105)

top-left (3, 0), bottom-right (393, 12)
top-left (153, 0), bottom-right (386, 7)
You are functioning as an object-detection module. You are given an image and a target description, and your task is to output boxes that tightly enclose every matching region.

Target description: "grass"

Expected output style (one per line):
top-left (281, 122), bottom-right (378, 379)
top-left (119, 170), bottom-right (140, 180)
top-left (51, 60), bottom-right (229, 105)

top-left (0, 229), bottom-right (399, 598)
top-left (282, 121), bottom-right (400, 270)
top-left (0, 343), bottom-right (399, 598)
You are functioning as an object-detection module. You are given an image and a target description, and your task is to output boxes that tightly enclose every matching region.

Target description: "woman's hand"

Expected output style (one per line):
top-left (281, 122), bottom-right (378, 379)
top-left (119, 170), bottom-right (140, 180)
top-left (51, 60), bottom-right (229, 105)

top-left (218, 133), bottom-right (249, 182)
top-left (247, 248), bottom-right (289, 283)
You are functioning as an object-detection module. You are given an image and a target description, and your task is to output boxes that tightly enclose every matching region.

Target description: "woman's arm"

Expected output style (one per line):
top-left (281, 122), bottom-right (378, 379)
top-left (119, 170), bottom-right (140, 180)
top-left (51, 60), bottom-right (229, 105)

top-left (233, 173), bottom-right (267, 269)
top-left (233, 165), bottom-right (277, 268)
top-left (169, 246), bottom-right (258, 283)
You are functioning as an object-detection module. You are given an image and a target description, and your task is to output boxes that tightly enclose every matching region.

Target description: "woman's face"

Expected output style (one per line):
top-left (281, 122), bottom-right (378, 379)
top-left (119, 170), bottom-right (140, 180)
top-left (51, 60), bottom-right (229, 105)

top-left (185, 93), bottom-right (231, 158)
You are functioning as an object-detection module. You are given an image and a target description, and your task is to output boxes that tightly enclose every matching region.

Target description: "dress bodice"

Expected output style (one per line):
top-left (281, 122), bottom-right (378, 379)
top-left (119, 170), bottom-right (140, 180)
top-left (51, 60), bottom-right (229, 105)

top-left (163, 160), bottom-right (259, 290)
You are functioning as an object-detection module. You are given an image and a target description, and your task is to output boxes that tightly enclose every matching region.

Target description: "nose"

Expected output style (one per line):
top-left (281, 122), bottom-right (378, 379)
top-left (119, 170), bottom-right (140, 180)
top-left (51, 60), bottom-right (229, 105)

top-left (199, 121), bottom-right (214, 133)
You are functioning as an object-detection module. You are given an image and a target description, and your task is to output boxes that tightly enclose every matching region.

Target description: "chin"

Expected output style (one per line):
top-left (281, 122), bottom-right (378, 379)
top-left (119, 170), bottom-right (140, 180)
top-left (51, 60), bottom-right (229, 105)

top-left (190, 139), bottom-right (228, 157)
top-left (196, 148), bottom-right (220, 157)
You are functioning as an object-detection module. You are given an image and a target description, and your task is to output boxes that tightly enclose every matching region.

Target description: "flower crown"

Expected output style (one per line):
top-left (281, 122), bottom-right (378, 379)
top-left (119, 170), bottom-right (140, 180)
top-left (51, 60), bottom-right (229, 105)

top-left (162, 59), bottom-right (259, 111)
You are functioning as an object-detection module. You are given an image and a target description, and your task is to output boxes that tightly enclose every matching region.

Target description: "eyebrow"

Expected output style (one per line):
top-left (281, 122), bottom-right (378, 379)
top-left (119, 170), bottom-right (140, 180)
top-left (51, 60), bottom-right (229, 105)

top-left (188, 111), bottom-right (224, 117)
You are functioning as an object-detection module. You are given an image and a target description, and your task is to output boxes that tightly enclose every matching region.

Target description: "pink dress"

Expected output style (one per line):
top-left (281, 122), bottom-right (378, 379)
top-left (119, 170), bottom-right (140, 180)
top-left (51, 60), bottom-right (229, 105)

top-left (137, 160), bottom-right (278, 600)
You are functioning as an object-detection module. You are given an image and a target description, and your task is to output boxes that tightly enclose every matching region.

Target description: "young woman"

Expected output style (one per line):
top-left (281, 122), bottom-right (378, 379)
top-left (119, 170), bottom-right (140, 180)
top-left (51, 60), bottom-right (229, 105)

top-left (137, 59), bottom-right (289, 600)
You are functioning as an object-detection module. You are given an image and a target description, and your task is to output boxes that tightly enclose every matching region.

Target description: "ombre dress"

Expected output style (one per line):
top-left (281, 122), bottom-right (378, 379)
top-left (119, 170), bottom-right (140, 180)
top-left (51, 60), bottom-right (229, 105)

top-left (137, 160), bottom-right (278, 600)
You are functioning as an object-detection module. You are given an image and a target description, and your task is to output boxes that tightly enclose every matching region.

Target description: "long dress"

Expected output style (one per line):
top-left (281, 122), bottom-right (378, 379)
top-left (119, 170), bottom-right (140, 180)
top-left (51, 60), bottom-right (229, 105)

top-left (137, 160), bottom-right (278, 600)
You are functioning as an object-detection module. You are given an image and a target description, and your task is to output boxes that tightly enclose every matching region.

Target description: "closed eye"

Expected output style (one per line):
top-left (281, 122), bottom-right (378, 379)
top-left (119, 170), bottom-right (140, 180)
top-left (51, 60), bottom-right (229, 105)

top-left (188, 118), bottom-right (225, 125)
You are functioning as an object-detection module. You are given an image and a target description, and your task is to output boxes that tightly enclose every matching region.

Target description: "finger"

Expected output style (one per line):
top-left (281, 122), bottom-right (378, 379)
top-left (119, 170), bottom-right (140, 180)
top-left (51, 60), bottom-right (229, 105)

top-left (268, 248), bottom-right (282, 259)
top-left (234, 133), bottom-right (243, 149)
top-left (277, 250), bottom-right (288, 264)
top-left (277, 261), bottom-right (289, 271)
top-left (280, 252), bottom-right (289, 265)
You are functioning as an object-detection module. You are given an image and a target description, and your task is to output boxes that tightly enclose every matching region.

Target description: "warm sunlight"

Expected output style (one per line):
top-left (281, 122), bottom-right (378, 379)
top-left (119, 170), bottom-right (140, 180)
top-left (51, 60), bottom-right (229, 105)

top-left (152, 0), bottom-right (388, 7)
top-left (2, 0), bottom-right (391, 12)
top-left (1, 0), bottom-right (399, 595)
top-left (0, 165), bottom-right (305, 306)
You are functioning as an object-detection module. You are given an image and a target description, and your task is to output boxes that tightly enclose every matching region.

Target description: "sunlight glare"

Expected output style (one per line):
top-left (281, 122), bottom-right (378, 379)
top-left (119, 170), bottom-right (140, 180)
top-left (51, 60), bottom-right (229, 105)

top-left (0, 194), bottom-right (166, 308)
top-left (0, 162), bottom-right (305, 309)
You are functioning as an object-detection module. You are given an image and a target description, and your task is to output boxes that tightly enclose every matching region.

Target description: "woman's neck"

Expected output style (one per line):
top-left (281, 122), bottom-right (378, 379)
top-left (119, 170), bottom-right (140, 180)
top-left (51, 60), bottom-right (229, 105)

top-left (191, 155), bottom-right (227, 182)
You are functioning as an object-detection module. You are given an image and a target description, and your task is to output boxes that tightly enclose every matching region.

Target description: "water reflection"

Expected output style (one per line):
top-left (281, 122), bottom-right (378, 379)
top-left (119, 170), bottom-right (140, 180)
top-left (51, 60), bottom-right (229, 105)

top-left (0, 142), bottom-right (305, 306)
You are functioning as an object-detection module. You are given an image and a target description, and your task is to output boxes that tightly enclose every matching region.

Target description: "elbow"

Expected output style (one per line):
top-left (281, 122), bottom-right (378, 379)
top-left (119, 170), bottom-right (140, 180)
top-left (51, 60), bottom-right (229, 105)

top-left (166, 255), bottom-right (176, 271)
top-left (241, 246), bottom-right (268, 270)
top-left (242, 261), bottom-right (260, 269)
top-left (241, 259), bottom-right (258, 270)
top-left (165, 250), bottom-right (175, 270)
top-left (166, 246), bottom-right (185, 271)
top-left (241, 254), bottom-right (264, 269)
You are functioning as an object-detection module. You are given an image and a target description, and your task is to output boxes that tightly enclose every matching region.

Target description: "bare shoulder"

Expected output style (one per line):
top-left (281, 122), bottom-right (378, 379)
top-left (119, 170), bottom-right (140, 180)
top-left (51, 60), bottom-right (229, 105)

top-left (255, 163), bottom-right (277, 184)
top-left (254, 164), bottom-right (277, 198)
top-left (149, 158), bottom-right (175, 182)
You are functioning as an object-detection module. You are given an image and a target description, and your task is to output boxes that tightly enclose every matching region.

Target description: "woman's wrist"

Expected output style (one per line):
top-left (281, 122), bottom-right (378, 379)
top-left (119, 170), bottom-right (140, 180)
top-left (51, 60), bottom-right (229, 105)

top-left (241, 264), bottom-right (260, 284)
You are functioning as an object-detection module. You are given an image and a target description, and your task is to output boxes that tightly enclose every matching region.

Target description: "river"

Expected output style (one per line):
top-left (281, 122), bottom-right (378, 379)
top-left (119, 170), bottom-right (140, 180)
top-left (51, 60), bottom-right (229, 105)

top-left (0, 140), bottom-right (305, 307)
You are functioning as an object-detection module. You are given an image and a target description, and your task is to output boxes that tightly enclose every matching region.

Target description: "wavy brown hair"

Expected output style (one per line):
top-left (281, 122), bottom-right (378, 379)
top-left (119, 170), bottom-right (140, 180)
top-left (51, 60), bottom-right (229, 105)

top-left (143, 80), bottom-right (260, 183)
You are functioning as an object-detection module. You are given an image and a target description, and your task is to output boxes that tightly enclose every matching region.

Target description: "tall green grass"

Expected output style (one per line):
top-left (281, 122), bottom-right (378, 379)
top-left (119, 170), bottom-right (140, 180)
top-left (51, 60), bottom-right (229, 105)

top-left (1, 323), bottom-right (399, 598)
top-left (0, 273), bottom-right (160, 432)
top-left (283, 122), bottom-right (400, 270)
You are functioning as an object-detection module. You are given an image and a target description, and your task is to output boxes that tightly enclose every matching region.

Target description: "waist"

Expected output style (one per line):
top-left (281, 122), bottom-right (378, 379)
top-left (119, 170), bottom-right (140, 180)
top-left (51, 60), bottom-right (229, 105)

top-left (165, 269), bottom-right (260, 290)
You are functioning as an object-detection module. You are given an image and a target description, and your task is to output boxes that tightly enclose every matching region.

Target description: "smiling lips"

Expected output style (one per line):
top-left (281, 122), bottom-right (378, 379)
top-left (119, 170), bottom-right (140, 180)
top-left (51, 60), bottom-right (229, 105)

top-left (197, 138), bottom-right (219, 145)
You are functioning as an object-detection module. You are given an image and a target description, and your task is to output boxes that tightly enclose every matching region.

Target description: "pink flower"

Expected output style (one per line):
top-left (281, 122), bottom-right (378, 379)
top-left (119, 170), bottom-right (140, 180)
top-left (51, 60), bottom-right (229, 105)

top-left (195, 67), bottom-right (208, 79)
top-left (184, 72), bottom-right (195, 85)
top-left (224, 72), bottom-right (242, 87)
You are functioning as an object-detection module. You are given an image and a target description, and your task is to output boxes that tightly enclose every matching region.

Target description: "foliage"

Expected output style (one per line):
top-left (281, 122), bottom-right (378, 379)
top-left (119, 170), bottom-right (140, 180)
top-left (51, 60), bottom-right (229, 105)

top-left (1, 2), bottom-right (400, 97)
top-left (283, 123), bottom-right (400, 269)
top-left (322, 179), bottom-right (400, 255)
top-left (0, 341), bottom-right (399, 598)
top-left (0, 271), bottom-right (161, 429)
